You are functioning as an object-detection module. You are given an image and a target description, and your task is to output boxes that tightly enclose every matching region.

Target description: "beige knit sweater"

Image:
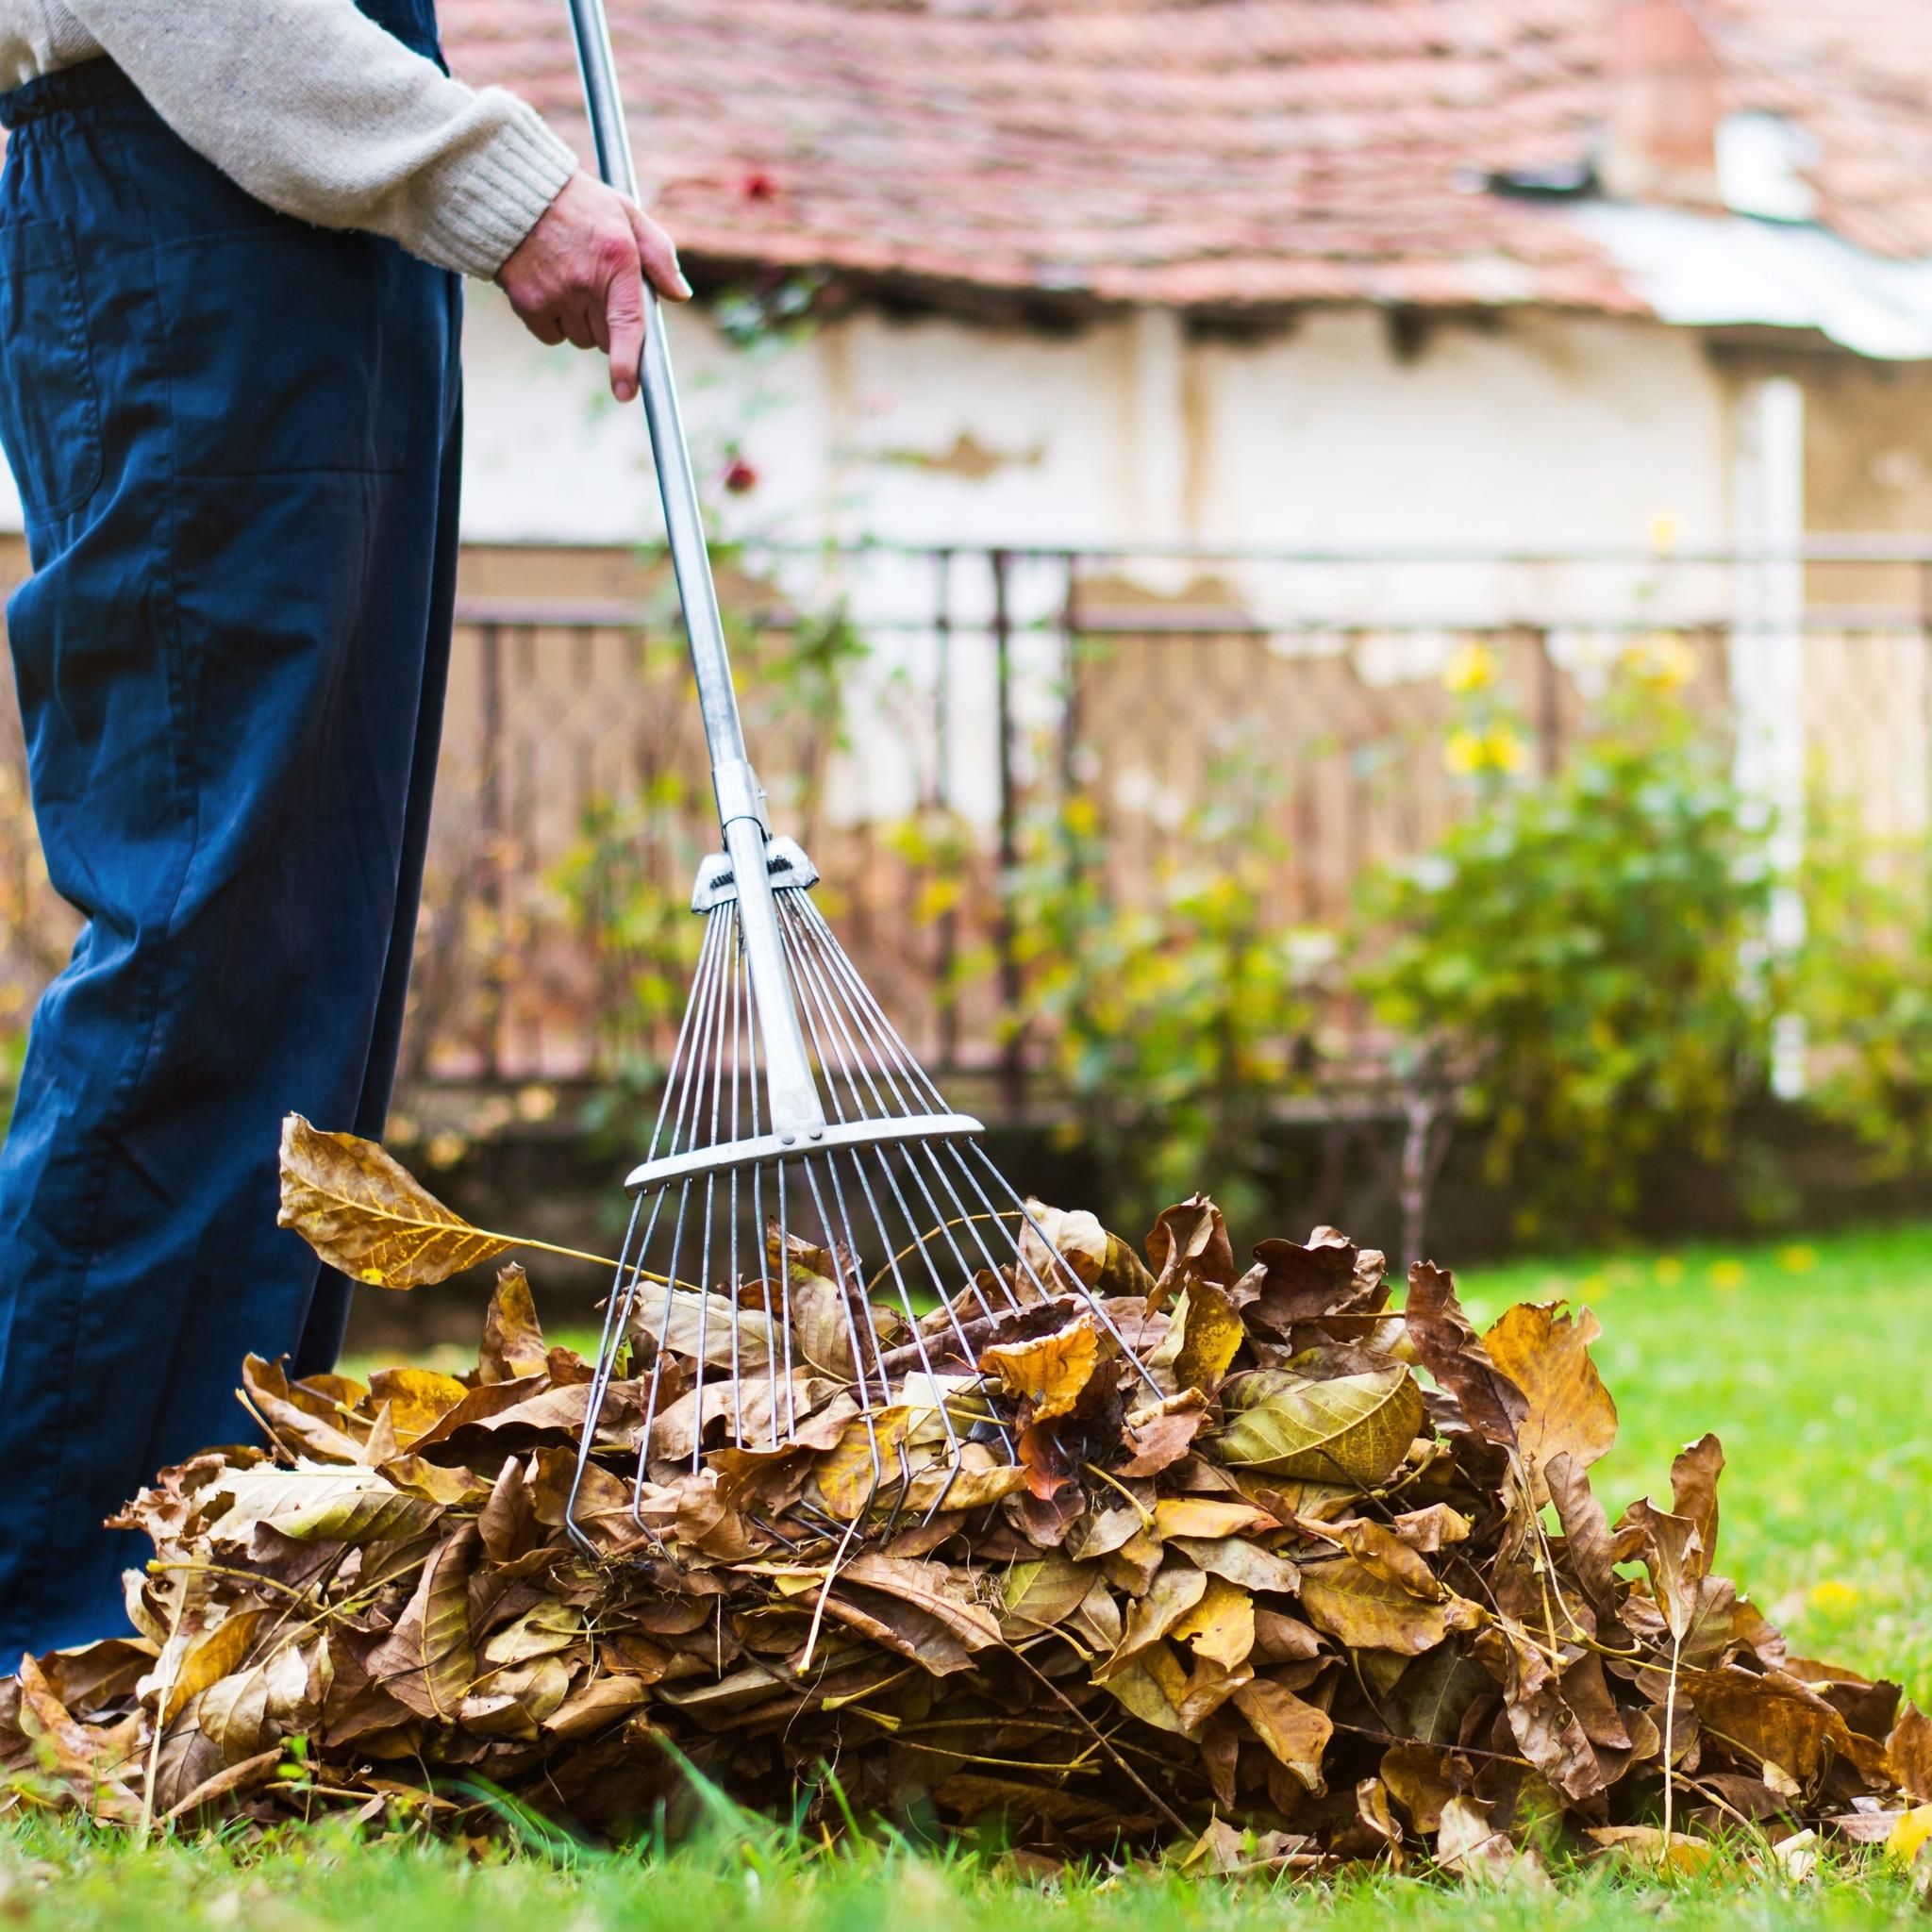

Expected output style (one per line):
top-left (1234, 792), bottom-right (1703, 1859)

top-left (0, 0), bottom-right (579, 278)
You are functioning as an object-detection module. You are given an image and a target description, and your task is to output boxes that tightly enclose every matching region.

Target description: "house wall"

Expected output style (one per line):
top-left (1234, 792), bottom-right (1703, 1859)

top-left (458, 291), bottom-right (1740, 625)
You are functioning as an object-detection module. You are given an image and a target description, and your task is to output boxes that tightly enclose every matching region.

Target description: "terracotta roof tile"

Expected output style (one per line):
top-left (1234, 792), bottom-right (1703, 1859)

top-left (436, 1), bottom-right (1932, 312)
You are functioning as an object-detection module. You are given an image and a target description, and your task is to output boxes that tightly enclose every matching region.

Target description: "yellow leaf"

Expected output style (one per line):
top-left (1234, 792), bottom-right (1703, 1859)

top-left (1152, 1496), bottom-right (1278, 1541)
top-left (1482, 1302), bottom-right (1617, 1500)
top-left (1098, 1564), bottom-right (1208, 1678)
top-left (276, 1114), bottom-right (512, 1289)
top-left (1174, 1280), bottom-right (1244, 1395)
top-left (813, 1407), bottom-right (918, 1520)
top-left (1886, 1804), bottom-right (1932, 1868)
top-left (979, 1312), bottom-right (1101, 1421)
top-left (159, 1610), bottom-right (266, 1726)
top-left (1169, 1576), bottom-right (1255, 1670)
top-left (363, 1367), bottom-right (472, 1448)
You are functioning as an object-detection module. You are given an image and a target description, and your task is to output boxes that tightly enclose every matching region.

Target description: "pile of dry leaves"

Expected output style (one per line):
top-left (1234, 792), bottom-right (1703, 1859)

top-left (4, 1119), bottom-right (1929, 1879)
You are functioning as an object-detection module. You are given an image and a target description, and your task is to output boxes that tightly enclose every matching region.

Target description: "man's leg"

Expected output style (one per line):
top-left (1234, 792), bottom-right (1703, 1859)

top-left (0, 76), bottom-right (461, 1659)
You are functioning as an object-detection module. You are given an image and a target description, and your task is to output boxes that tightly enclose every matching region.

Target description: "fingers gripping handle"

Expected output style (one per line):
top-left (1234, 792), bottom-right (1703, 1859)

top-left (564, 0), bottom-right (826, 1142)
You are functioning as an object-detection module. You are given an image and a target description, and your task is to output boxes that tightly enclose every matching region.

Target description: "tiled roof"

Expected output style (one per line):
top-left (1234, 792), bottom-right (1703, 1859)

top-left (443, 0), bottom-right (1932, 314)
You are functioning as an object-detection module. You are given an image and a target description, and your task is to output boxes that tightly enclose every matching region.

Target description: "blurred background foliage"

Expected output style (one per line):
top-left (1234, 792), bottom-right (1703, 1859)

top-left (6, 582), bottom-right (1932, 1259)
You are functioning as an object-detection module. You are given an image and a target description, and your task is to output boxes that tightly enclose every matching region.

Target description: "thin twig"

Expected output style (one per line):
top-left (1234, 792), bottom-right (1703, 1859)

top-left (1005, 1645), bottom-right (1191, 1835)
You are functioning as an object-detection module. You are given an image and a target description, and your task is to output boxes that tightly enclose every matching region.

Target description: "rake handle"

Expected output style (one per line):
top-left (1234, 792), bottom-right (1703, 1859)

top-left (563, 0), bottom-right (827, 1143)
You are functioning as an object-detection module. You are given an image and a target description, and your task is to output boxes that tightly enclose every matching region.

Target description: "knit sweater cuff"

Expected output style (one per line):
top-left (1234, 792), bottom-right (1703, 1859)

top-left (415, 93), bottom-right (579, 280)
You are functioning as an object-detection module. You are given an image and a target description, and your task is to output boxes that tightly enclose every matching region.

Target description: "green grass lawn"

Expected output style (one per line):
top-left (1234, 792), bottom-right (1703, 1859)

top-left (6, 1219), bottom-right (1930, 1929)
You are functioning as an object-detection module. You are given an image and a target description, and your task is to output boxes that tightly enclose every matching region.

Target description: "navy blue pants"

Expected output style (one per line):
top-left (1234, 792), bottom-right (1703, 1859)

top-left (0, 0), bottom-right (460, 1659)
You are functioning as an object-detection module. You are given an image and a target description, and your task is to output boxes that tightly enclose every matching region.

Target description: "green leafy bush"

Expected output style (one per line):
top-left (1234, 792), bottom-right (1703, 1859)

top-left (1352, 661), bottom-right (1778, 1241)
top-left (1793, 811), bottom-right (1932, 1176)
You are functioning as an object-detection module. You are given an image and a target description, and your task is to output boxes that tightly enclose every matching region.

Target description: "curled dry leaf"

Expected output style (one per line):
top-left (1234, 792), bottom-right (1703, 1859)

top-left (1403, 1262), bottom-right (1524, 1447)
top-left (979, 1311), bottom-right (1102, 1421)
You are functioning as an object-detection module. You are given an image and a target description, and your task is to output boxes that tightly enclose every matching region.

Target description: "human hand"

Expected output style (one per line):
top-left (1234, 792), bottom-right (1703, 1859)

top-left (497, 171), bottom-right (692, 401)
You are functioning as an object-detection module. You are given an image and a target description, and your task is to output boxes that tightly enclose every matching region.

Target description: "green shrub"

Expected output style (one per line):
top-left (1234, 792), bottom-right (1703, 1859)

top-left (1352, 660), bottom-right (1778, 1241)
top-left (1793, 810), bottom-right (1932, 1176)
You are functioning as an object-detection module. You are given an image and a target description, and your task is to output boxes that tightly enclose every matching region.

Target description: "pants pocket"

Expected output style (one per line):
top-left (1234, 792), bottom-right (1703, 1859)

top-left (151, 225), bottom-right (414, 477)
top-left (0, 215), bottom-right (106, 521)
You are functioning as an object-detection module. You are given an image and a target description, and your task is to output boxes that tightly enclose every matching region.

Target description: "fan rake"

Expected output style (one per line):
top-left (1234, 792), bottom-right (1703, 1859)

top-left (560, 0), bottom-right (1157, 1557)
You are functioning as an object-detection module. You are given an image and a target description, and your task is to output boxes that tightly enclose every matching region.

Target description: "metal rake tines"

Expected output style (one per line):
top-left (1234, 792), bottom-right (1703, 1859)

top-left (562, 881), bottom-right (1160, 1557)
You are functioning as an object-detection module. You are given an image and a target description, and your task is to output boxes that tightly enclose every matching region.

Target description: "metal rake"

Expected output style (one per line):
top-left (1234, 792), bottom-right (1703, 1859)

top-left (559, 0), bottom-right (1156, 1554)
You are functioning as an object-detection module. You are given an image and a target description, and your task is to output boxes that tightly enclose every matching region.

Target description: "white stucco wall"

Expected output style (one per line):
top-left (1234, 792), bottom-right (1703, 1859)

top-left (460, 290), bottom-right (1733, 599)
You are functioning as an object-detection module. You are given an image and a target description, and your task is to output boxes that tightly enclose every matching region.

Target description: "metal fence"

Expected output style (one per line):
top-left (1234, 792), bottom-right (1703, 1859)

top-left (8, 537), bottom-right (1932, 1106)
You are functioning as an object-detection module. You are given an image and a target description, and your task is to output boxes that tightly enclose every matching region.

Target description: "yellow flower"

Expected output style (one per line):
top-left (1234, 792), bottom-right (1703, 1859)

top-left (516, 1083), bottom-right (558, 1123)
top-left (1707, 1257), bottom-right (1747, 1291)
top-left (1442, 726), bottom-right (1524, 777)
top-left (1807, 1578), bottom-right (1859, 1614)
top-left (1623, 630), bottom-right (1696, 691)
top-left (1776, 1243), bottom-right (1818, 1274)
top-left (1062, 794), bottom-right (1100, 838)
top-left (1442, 641), bottom-right (1498, 695)
top-left (1654, 1255), bottom-right (1685, 1285)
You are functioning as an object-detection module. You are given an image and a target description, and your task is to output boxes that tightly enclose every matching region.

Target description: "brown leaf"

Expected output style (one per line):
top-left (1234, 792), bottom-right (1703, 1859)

top-left (159, 1746), bottom-right (286, 1825)
top-left (1391, 1504), bottom-right (1472, 1554)
top-left (1687, 1665), bottom-right (1860, 1790)
top-left (1019, 1200), bottom-right (1155, 1300)
top-left (1889, 1705), bottom-right (1932, 1804)
top-left (276, 1113), bottom-right (513, 1288)
top-left (367, 1522), bottom-right (480, 1721)
top-left (207, 1462), bottom-right (444, 1547)
top-left (1325, 1519), bottom-right (1445, 1601)
top-left (1496, 1615), bottom-right (1606, 1801)
top-left (1403, 1262), bottom-right (1525, 1447)
top-left (1620, 1498), bottom-right (1707, 1643)
top-left (980, 1311), bottom-right (1101, 1422)
top-left (1482, 1302), bottom-right (1617, 1500)
top-left (1143, 1195), bottom-right (1236, 1310)
top-left (1117, 1391), bottom-right (1208, 1476)
top-left (480, 1263), bottom-right (549, 1382)
top-left (1670, 1432), bottom-right (1724, 1565)
top-left (1247, 1228), bottom-right (1366, 1333)
top-left (1233, 1675), bottom-right (1333, 1792)
top-left (1382, 1741), bottom-right (1457, 1832)
top-left (831, 1554), bottom-right (1004, 1674)
top-left (1000, 1555), bottom-right (1098, 1635)
top-left (1169, 1535), bottom-right (1301, 1598)
top-left (158, 1610), bottom-right (268, 1726)
top-left (240, 1356), bottom-right (366, 1462)
top-left (1545, 1450), bottom-right (1640, 1606)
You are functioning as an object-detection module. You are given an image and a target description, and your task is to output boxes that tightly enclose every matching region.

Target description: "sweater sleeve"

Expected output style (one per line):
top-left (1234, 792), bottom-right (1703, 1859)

top-left (61, 0), bottom-right (580, 278)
